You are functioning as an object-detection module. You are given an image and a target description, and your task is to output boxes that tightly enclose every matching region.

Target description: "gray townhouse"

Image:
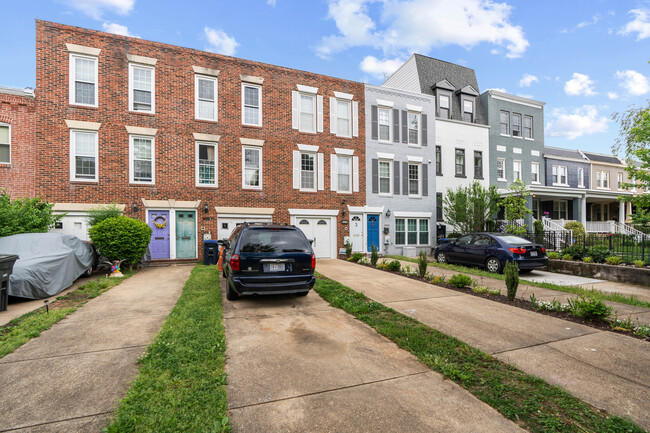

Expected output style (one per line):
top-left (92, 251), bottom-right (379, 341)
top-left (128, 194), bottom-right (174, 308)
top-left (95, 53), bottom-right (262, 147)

top-left (347, 84), bottom-right (436, 256)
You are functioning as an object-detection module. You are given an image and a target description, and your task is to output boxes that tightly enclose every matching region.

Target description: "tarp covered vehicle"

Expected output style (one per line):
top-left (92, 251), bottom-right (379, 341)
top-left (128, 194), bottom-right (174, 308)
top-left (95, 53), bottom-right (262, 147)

top-left (0, 233), bottom-right (95, 299)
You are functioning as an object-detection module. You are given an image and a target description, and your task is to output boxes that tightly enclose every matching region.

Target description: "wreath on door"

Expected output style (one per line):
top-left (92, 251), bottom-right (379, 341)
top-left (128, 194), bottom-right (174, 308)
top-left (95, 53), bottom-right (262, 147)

top-left (153, 216), bottom-right (167, 229)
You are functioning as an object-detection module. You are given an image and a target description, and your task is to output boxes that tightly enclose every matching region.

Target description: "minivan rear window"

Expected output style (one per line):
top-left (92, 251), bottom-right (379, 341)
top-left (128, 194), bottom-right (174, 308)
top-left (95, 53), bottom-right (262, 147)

top-left (239, 229), bottom-right (311, 253)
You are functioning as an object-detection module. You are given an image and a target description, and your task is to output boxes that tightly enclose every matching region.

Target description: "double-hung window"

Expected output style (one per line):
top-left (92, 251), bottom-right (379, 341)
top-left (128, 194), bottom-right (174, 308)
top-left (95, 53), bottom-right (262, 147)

top-left (378, 160), bottom-right (391, 194)
top-left (70, 54), bottom-right (98, 107)
top-left (242, 146), bottom-right (262, 189)
top-left (513, 160), bottom-right (522, 181)
top-left (597, 171), bottom-right (609, 189)
top-left (512, 113), bottom-right (521, 137)
top-left (618, 173), bottom-right (624, 189)
top-left (71, 130), bottom-right (98, 181)
top-left (378, 107), bottom-right (391, 141)
top-left (299, 93), bottom-right (316, 133)
top-left (552, 165), bottom-right (567, 185)
top-left (577, 168), bottom-right (585, 187)
top-left (523, 115), bottom-right (533, 139)
top-left (300, 152), bottom-right (316, 191)
top-left (130, 135), bottom-right (154, 184)
top-left (395, 218), bottom-right (429, 245)
top-left (408, 112), bottom-right (419, 145)
top-left (130, 64), bottom-right (155, 113)
top-left (408, 163), bottom-right (420, 196)
top-left (531, 162), bottom-right (540, 183)
top-left (242, 83), bottom-right (261, 126)
top-left (435, 146), bottom-right (442, 175)
top-left (474, 151), bottom-right (483, 179)
top-left (500, 111), bottom-right (510, 135)
top-left (0, 123), bottom-right (9, 164)
top-left (195, 75), bottom-right (217, 121)
top-left (455, 149), bottom-right (465, 177)
top-left (438, 94), bottom-right (450, 118)
top-left (337, 155), bottom-right (352, 193)
top-left (196, 142), bottom-right (217, 187)
top-left (497, 158), bottom-right (506, 181)
top-left (337, 99), bottom-right (352, 137)
top-left (462, 99), bottom-right (474, 122)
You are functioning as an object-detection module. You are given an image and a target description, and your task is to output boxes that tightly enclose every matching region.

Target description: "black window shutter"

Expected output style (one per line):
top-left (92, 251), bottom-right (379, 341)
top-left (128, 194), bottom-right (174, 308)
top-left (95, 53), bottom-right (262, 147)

top-left (371, 158), bottom-right (379, 194)
top-left (371, 105), bottom-right (378, 140)
top-left (393, 109), bottom-right (400, 143)
top-left (422, 114), bottom-right (428, 146)
top-left (401, 110), bottom-right (407, 144)
top-left (422, 164), bottom-right (428, 196)
top-left (393, 161), bottom-right (400, 195)
top-left (402, 161), bottom-right (409, 195)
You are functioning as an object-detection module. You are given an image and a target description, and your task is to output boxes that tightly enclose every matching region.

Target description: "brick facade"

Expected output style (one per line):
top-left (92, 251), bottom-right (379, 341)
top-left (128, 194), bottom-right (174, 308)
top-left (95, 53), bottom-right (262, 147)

top-left (35, 21), bottom-right (365, 258)
top-left (0, 89), bottom-right (36, 198)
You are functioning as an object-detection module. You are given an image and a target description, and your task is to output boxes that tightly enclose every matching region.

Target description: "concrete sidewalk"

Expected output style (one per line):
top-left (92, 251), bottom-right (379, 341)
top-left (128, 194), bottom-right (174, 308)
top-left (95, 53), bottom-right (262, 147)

top-left (318, 259), bottom-right (650, 430)
top-left (0, 264), bottom-right (191, 433)
top-left (222, 278), bottom-right (525, 433)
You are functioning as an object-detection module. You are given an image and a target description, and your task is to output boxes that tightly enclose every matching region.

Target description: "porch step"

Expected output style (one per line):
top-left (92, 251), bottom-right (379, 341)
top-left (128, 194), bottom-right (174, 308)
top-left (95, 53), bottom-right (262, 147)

top-left (149, 258), bottom-right (200, 267)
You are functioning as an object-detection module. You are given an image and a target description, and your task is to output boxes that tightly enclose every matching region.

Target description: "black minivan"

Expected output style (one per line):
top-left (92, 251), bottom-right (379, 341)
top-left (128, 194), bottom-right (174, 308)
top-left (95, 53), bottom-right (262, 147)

top-left (222, 223), bottom-right (316, 300)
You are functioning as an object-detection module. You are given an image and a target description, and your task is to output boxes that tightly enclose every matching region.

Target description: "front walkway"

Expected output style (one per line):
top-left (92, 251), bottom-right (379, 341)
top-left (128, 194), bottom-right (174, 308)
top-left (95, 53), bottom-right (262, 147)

top-left (0, 264), bottom-right (191, 433)
top-left (317, 259), bottom-right (650, 430)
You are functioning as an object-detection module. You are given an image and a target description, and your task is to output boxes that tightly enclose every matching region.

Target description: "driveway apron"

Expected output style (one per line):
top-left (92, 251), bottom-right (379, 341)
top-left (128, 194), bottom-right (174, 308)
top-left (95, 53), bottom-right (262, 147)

top-left (317, 259), bottom-right (650, 430)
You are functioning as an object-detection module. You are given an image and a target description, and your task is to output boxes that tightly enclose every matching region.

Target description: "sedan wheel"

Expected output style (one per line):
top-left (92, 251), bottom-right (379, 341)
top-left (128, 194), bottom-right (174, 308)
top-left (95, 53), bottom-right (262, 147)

top-left (436, 252), bottom-right (447, 264)
top-left (486, 257), bottom-right (502, 273)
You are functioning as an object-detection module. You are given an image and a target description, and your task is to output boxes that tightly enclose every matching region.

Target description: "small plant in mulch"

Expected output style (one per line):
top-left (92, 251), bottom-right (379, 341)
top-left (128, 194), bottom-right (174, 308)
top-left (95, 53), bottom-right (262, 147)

top-left (345, 242), bottom-right (352, 258)
top-left (370, 245), bottom-right (379, 267)
top-left (386, 260), bottom-right (401, 272)
top-left (448, 274), bottom-right (472, 288)
top-left (348, 252), bottom-right (363, 262)
top-left (376, 259), bottom-right (388, 270)
top-left (471, 285), bottom-right (488, 295)
top-left (487, 288), bottom-right (500, 296)
top-left (430, 275), bottom-right (447, 285)
top-left (568, 296), bottom-right (613, 321)
top-left (417, 250), bottom-right (428, 278)
top-left (504, 260), bottom-right (519, 301)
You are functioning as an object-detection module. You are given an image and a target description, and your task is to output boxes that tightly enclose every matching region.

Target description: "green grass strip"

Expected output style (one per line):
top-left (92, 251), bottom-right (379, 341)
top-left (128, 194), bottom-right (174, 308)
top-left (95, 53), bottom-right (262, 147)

top-left (388, 255), bottom-right (650, 310)
top-left (0, 272), bottom-right (132, 359)
top-left (314, 274), bottom-right (644, 433)
top-left (103, 265), bottom-right (230, 433)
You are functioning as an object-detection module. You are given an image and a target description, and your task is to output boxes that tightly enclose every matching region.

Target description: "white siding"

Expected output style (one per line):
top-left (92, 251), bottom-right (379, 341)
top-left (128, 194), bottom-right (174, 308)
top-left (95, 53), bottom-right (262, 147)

top-left (382, 56), bottom-right (421, 94)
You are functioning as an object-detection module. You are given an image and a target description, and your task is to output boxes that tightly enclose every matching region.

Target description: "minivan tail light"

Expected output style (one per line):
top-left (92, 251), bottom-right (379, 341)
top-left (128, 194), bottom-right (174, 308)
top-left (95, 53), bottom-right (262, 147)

top-left (230, 254), bottom-right (240, 271)
top-left (509, 248), bottom-right (527, 254)
top-left (311, 253), bottom-right (316, 269)
top-left (541, 247), bottom-right (546, 254)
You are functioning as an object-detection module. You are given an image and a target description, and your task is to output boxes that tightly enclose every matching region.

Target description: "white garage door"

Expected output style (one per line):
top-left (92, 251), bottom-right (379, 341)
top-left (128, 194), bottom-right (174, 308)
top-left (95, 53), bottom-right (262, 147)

top-left (296, 217), bottom-right (333, 258)
top-left (49, 214), bottom-right (90, 241)
top-left (217, 216), bottom-right (272, 241)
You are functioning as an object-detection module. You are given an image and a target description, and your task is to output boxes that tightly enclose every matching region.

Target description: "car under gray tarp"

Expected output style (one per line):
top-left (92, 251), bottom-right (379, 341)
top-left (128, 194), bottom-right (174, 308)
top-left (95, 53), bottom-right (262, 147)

top-left (0, 233), bottom-right (94, 299)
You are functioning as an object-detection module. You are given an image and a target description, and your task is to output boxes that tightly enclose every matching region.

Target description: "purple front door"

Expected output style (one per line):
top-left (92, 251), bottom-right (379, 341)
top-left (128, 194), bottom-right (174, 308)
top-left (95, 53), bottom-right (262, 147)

top-left (148, 210), bottom-right (170, 259)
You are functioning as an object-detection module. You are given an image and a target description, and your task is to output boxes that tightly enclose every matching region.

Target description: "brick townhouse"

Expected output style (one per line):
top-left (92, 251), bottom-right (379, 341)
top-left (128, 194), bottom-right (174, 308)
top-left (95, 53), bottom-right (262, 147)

top-left (0, 86), bottom-right (36, 199)
top-left (35, 20), bottom-right (366, 260)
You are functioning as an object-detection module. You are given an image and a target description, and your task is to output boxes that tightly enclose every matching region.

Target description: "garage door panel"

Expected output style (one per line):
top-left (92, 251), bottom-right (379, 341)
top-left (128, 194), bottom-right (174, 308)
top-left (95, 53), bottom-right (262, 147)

top-left (295, 217), bottom-right (333, 259)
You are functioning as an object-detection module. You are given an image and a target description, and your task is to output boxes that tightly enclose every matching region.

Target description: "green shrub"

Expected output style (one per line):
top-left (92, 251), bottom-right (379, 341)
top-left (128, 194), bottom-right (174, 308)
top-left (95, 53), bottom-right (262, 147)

top-left (533, 219), bottom-right (545, 244)
top-left (583, 256), bottom-right (594, 263)
top-left (584, 246), bottom-right (612, 263)
top-left (562, 254), bottom-right (573, 261)
top-left (605, 256), bottom-right (623, 265)
top-left (370, 245), bottom-right (379, 266)
top-left (0, 189), bottom-right (62, 237)
top-left (568, 297), bottom-right (612, 321)
top-left (564, 221), bottom-right (586, 241)
top-left (487, 288), bottom-right (501, 296)
top-left (561, 244), bottom-right (583, 260)
top-left (633, 260), bottom-right (645, 268)
top-left (504, 261), bottom-right (519, 301)
top-left (547, 252), bottom-right (560, 259)
top-left (417, 250), bottom-right (428, 278)
top-left (87, 203), bottom-right (123, 226)
top-left (89, 216), bottom-right (152, 267)
top-left (348, 252), bottom-right (363, 262)
top-left (449, 274), bottom-right (473, 288)
top-left (472, 285), bottom-right (488, 294)
top-left (386, 260), bottom-right (402, 272)
top-left (345, 241), bottom-right (352, 258)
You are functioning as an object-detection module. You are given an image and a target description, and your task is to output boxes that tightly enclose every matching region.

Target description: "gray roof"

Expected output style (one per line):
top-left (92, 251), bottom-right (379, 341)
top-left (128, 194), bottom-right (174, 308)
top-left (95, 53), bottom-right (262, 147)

top-left (582, 151), bottom-right (622, 165)
top-left (544, 146), bottom-right (585, 161)
top-left (413, 54), bottom-right (486, 125)
top-left (0, 86), bottom-right (35, 97)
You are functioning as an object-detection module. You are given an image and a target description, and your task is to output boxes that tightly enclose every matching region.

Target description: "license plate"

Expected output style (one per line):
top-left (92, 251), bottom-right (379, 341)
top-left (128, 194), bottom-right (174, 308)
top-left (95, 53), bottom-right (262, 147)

top-left (530, 251), bottom-right (538, 257)
top-left (269, 263), bottom-right (285, 272)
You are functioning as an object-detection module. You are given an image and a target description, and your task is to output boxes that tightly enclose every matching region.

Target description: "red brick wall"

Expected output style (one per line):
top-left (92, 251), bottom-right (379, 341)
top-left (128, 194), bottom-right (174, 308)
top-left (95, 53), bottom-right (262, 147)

top-left (0, 91), bottom-right (36, 199)
top-left (35, 20), bottom-right (366, 256)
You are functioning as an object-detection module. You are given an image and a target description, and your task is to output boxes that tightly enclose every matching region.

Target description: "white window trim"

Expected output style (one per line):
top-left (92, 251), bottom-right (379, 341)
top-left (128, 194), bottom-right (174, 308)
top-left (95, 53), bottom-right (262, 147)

top-left (596, 171), bottom-right (610, 189)
top-left (554, 200), bottom-right (569, 220)
top-left (335, 98), bottom-right (352, 138)
top-left (531, 162), bottom-right (540, 184)
top-left (129, 63), bottom-right (156, 114)
top-left (69, 129), bottom-right (98, 182)
top-left (407, 111), bottom-right (421, 147)
top-left (497, 158), bottom-right (506, 181)
top-left (129, 134), bottom-right (155, 185)
top-left (195, 141), bottom-right (218, 188)
top-left (242, 145), bottom-right (263, 190)
top-left (618, 173), bottom-right (624, 191)
top-left (378, 159), bottom-right (392, 196)
top-left (377, 106), bottom-right (392, 143)
top-left (299, 92), bottom-right (317, 133)
top-left (513, 160), bottom-right (522, 181)
top-left (336, 155), bottom-right (352, 194)
top-left (500, 110), bottom-right (510, 136)
top-left (511, 113), bottom-right (522, 139)
top-left (241, 82), bottom-right (262, 126)
top-left (300, 151), bottom-right (317, 192)
top-left (194, 74), bottom-right (218, 121)
top-left (552, 165), bottom-right (569, 186)
top-left (0, 122), bottom-right (10, 165)
top-left (523, 115), bottom-right (534, 141)
top-left (408, 162), bottom-right (421, 197)
top-left (395, 217), bottom-right (430, 246)
top-left (577, 167), bottom-right (585, 188)
top-left (69, 53), bottom-right (98, 108)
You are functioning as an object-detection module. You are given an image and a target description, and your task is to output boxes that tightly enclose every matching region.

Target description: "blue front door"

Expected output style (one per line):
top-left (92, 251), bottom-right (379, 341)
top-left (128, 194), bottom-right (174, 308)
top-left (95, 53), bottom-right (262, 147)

top-left (367, 214), bottom-right (379, 252)
top-left (148, 210), bottom-right (170, 259)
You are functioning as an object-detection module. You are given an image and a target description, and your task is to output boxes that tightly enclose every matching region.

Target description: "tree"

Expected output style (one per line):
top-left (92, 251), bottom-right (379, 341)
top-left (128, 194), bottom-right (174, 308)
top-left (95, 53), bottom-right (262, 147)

top-left (442, 182), bottom-right (500, 234)
top-left (501, 180), bottom-right (531, 235)
top-left (0, 189), bottom-right (62, 237)
top-left (87, 203), bottom-right (123, 227)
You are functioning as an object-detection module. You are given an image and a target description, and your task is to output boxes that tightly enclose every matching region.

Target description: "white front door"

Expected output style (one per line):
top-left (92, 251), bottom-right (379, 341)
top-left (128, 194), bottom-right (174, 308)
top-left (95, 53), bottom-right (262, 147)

top-left (349, 214), bottom-right (363, 252)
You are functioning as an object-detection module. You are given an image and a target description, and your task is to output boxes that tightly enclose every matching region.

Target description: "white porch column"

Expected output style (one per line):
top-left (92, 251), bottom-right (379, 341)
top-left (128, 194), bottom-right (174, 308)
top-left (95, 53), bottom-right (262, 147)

top-left (619, 201), bottom-right (625, 223)
top-left (581, 198), bottom-right (587, 226)
top-left (627, 202), bottom-right (633, 223)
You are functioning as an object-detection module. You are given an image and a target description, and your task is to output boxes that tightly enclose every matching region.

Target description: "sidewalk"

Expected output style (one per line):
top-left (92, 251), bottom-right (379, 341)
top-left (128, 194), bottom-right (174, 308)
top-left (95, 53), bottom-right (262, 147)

top-left (0, 264), bottom-right (191, 433)
top-left (317, 259), bottom-right (650, 430)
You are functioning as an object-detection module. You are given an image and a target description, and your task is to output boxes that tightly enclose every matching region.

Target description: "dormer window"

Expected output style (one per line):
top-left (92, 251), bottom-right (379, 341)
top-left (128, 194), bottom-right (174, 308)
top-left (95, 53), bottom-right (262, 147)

top-left (432, 80), bottom-right (455, 119)
top-left (456, 85), bottom-right (478, 124)
top-left (439, 94), bottom-right (450, 119)
top-left (462, 99), bottom-right (474, 122)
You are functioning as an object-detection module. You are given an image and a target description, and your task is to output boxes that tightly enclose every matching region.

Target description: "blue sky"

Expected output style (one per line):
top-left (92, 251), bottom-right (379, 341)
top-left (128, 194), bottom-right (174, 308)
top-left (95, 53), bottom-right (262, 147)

top-left (1, 0), bottom-right (649, 156)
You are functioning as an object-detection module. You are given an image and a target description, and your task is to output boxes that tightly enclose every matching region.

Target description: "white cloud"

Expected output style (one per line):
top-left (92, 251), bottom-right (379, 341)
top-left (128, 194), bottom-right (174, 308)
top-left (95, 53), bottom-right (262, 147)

top-left (615, 70), bottom-right (650, 96)
top-left (360, 56), bottom-right (404, 79)
top-left (577, 15), bottom-right (600, 29)
top-left (316, 0), bottom-right (529, 60)
top-left (564, 73), bottom-right (596, 96)
top-left (485, 87), bottom-right (507, 93)
top-left (61, 0), bottom-right (134, 20)
top-left (619, 8), bottom-right (650, 40)
top-left (267, 0), bottom-right (276, 5)
top-left (519, 73), bottom-right (538, 87)
top-left (203, 26), bottom-right (239, 56)
top-left (607, 91), bottom-right (619, 100)
top-left (102, 22), bottom-right (138, 38)
top-left (546, 105), bottom-right (609, 140)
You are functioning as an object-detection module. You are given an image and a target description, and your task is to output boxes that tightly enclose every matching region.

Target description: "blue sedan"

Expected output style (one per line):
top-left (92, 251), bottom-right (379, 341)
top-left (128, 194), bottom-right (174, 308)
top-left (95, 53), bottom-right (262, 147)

top-left (434, 233), bottom-right (548, 273)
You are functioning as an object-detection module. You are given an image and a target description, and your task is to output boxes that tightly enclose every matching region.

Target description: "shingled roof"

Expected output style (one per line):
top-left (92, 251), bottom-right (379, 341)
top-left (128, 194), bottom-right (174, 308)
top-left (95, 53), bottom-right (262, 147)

top-left (582, 151), bottom-right (623, 165)
top-left (544, 147), bottom-right (585, 161)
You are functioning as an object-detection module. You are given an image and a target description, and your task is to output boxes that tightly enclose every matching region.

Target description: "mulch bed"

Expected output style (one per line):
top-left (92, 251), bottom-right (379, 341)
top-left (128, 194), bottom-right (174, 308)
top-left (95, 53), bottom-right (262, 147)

top-left (340, 258), bottom-right (649, 342)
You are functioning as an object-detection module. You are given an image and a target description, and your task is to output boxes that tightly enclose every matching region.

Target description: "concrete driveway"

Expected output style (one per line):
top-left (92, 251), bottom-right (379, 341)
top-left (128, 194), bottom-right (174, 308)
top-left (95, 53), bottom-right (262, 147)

top-left (221, 278), bottom-right (524, 433)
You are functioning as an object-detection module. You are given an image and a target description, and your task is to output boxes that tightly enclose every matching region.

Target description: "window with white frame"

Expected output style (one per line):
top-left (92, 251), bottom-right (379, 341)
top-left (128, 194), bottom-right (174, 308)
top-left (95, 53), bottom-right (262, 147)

top-left (552, 165), bottom-right (568, 185)
top-left (195, 75), bottom-right (217, 121)
top-left (299, 93), bottom-right (316, 133)
top-left (512, 113), bottom-right (521, 137)
top-left (0, 123), bottom-right (9, 164)
top-left (395, 218), bottom-right (429, 245)
top-left (378, 160), bottom-right (391, 194)
top-left (523, 115), bottom-right (533, 139)
top-left (577, 167), bottom-right (585, 187)
top-left (408, 112), bottom-right (419, 145)
top-left (129, 64), bottom-right (155, 113)
top-left (378, 107), bottom-right (390, 141)
top-left (435, 146), bottom-right (442, 175)
top-left (462, 99), bottom-right (474, 122)
top-left (497, 158), bottom-right (506, 181)
top-left (196, 142), bottom-right (217, 186)
top-left (455, 148), bottom-right (465, 177)
top-left (597, 171), bottom-right (609, 188)
top-left (242, 146), bottom-right (262, 189)
top-left (300, 152), bottom-right (316, 191)
top-left (242, 83), bottom-right (261, 126)
top-left (438, 94), bottom-right (450, 118)
top-left (408, 163), bottom-right (420, 196)
top-left (513, 160), bottom-right (522, 181)
top-left (130, 135), bottom-right (154, 183)
top-left (71, 130), bottom-right (98, 181)
top-left (474, 151), bottom-right (483, 179)
top-left (618, 172), bottom-right (623, 189)
top-left (531, 162), bottom-right (540, 183)
top-left (553, 200), bottom-right (568, 220)
top-left (337, 99), bottom-right (351, 137)
top-left (70, 54), bottom-right (97, 107)
top-left (337, 155), bottom-right (352, 193)
top-left (500, 111), bottom-right (509, 135)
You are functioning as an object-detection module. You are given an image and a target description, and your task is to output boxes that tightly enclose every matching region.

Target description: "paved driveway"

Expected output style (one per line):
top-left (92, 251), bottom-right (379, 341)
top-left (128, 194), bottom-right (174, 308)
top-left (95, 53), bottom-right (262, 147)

top-left (221, 278), bottom-right (524, 433)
